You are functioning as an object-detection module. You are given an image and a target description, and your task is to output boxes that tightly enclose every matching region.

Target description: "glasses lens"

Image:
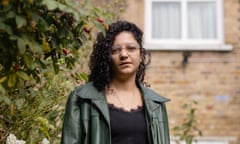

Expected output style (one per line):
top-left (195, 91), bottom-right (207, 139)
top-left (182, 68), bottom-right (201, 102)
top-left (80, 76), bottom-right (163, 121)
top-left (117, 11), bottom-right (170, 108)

top-left (111, 44), bottom-right (139, 54)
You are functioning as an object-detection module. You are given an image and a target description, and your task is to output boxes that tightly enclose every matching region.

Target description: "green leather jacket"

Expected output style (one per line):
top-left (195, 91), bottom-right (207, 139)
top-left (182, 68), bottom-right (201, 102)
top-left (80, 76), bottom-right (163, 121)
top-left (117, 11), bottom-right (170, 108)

top-left (61, 82), bottom-right (170, 144)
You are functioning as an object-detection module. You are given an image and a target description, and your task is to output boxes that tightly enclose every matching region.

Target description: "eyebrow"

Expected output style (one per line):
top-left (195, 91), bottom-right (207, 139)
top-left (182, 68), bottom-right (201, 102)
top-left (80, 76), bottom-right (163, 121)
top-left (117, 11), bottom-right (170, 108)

top-left (113, 42), bottom-right (139, 46)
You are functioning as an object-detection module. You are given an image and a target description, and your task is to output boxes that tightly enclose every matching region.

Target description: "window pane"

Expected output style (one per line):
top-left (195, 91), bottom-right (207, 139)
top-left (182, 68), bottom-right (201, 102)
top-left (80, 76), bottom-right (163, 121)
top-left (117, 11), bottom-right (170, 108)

top-left (152, 2), bottom-right (181, 39)
top-left (188, 2), bottom-right (217, 39)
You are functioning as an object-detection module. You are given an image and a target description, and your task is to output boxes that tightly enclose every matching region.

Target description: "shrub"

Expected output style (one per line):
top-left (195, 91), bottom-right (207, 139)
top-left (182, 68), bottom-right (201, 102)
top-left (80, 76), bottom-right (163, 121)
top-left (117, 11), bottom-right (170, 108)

top-left (0, 0), bottom-right (124, 143)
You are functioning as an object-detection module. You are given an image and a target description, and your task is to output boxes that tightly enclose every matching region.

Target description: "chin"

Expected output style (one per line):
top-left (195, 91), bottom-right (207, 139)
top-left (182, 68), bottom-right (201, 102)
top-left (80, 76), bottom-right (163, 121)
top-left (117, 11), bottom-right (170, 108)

top-left (119, 69), bottom-right (137, 75)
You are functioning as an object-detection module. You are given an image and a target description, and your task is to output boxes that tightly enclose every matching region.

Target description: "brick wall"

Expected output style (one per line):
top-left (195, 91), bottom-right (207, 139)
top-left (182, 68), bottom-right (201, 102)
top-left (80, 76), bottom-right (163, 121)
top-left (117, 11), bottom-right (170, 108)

top-left (121, 0), bottom-right (240, 142)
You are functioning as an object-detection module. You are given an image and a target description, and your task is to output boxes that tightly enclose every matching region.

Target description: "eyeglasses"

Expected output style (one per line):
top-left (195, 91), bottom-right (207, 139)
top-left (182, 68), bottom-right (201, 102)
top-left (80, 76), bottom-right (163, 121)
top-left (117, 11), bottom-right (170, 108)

top-left (111, 43), bottom-right (140, 55)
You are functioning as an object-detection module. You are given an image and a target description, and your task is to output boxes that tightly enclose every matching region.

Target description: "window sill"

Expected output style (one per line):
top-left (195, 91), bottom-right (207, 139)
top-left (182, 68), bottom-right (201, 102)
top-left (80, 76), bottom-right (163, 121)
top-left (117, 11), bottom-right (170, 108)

top-left (170, 136), bottom-right (238, 144)
top-left (143, 43), bottom-right (233, 51)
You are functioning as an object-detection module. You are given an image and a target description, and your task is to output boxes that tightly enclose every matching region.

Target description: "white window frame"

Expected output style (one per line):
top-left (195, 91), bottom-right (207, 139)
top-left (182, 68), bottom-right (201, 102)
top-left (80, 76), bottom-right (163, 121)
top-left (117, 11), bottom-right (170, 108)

top-left (170, 136), bottom-right (238, 144)
top-left (144, 0), bottom-right (232, 51)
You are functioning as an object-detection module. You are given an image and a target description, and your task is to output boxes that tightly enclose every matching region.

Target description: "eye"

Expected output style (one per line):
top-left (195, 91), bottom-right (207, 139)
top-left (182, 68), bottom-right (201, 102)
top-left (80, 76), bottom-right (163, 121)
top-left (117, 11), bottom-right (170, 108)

top-left (111, 45), bottom-right (121, 54)
top-left (126, 45), bottom-right (138, 52)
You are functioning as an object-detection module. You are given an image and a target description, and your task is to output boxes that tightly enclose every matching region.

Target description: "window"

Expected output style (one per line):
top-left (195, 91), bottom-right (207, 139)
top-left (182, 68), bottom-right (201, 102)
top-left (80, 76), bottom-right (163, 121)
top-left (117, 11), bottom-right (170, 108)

top-left (144, 0), bottom-right (232, 50)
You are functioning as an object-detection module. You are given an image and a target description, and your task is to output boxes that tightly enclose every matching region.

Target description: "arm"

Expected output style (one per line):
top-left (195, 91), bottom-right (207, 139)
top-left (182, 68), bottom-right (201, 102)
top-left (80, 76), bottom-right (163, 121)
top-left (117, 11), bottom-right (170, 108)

top-left (61, 90), bottom-right (82, 144)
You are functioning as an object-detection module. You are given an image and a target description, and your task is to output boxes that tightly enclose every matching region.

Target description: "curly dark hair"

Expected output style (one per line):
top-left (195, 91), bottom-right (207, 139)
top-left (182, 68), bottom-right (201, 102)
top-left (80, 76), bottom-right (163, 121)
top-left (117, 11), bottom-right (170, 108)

top-left (88, 20), bottom-right (150, 91)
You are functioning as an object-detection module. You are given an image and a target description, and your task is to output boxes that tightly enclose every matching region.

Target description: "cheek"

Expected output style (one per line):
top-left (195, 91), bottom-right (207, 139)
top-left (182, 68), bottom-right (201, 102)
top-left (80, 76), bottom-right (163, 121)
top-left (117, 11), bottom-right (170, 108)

top-left (137, 53), bottom-right (142, 63)
top-left (110, 56), bottom-right (118, 66)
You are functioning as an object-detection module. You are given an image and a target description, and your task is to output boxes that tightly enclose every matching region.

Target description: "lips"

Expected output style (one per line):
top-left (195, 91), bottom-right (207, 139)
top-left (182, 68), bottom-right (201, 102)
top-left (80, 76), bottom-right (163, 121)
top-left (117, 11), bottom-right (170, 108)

top-left (119, 62), bottom-right (131, 66)
top-left (119, 62), bottom-right (131, 65)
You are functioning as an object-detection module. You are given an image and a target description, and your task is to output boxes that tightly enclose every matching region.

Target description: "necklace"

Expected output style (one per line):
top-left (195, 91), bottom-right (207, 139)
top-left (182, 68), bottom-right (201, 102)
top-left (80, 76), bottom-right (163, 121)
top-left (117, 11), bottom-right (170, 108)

top-left (107, 87), bottom-right (137, 111)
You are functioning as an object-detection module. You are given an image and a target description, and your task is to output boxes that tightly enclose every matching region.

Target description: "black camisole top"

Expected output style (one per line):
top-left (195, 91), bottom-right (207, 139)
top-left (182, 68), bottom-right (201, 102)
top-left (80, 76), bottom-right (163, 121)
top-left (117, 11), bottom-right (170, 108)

top-left (108, 104), bottom-right (148, 144)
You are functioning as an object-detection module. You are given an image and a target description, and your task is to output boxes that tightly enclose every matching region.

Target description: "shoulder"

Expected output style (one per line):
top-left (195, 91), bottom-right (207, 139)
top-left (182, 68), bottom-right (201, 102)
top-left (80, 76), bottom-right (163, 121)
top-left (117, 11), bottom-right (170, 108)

top-left (139, 84), bottom-right (170, 103)
top-left (73, 82), bottom-right (95, 94)
top-left (71, 82), bottom-right (104, 100)
top-left (66, 82), bottom-right (103, 108)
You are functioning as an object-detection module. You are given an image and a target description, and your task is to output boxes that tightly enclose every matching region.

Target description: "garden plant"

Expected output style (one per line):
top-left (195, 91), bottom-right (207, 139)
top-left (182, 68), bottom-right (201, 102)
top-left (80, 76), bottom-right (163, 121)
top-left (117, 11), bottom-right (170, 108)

top-left (173, 100), bottom-right (203, 144)
top-left (0, 0), bottom-right (125, 143)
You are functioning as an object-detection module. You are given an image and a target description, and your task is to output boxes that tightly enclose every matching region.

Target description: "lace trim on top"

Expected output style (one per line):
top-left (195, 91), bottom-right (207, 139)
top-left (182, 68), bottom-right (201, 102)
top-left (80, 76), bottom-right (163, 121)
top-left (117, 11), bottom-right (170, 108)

top-left (108, 103), bottom-right (144, 113)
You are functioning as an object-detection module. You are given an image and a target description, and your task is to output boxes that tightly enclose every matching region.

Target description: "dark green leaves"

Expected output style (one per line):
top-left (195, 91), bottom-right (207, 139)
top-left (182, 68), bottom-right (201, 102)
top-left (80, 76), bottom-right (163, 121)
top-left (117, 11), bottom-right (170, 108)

top-left (17, 38), bottom-right (26, 54)
top-left (16, 15), bottom-right (27, 28)
top-left (0, 0), bottom-right (123, 143)
top-left (0, 22), bottom-right (12, 34)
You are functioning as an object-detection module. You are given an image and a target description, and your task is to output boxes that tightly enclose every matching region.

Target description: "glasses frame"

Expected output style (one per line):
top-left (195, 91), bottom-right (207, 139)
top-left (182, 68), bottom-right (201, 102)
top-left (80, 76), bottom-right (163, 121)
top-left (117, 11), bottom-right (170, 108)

top-left (110, 43), bottom-right (141, 55)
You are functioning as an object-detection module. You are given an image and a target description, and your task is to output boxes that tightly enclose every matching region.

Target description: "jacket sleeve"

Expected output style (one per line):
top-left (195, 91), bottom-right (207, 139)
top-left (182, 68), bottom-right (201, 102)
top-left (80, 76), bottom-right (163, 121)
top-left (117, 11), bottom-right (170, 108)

top-left (61, 90), bottom-right (82, 144)
top-left (162, 103), bottom-right (170, 144)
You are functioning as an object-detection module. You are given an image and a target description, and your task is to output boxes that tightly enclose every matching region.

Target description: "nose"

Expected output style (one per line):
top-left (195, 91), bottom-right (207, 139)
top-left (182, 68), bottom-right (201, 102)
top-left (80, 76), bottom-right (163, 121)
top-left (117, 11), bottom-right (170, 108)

top-left (119, 47), bottom-right (128, 60)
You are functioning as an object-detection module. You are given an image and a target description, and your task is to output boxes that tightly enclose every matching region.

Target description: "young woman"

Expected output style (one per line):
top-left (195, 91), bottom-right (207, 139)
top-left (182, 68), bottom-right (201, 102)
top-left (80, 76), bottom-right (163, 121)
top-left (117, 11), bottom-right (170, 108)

top-left (61, 20), bottom-right (170, 144)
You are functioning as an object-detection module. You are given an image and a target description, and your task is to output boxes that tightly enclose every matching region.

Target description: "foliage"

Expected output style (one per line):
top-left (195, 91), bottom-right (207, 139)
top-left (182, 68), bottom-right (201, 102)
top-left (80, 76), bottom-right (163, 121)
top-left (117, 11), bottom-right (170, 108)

top-left (0, 0), bottom-right (124, 143)
top-left (0, 0), bottom-right (108, 93)
top-left (173, 100), bottom-right (203, 144)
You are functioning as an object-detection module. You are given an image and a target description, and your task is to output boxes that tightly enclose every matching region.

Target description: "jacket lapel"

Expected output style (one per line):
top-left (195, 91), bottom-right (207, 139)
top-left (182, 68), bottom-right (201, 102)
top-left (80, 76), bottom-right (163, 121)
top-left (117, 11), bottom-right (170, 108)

top-left (75, 82), bottom-right (110, 125)
top-left (139, 84), bottom-right (170, 116)
top-left (92, 97), bottom-right (110, 124)
top-left (139, 84), bottom-right (170, 144)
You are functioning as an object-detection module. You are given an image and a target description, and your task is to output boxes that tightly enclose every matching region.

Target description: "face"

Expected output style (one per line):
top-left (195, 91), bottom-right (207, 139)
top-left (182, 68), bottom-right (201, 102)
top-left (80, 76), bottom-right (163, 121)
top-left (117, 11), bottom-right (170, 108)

top-left (110, 31), bottom-right (141, 78)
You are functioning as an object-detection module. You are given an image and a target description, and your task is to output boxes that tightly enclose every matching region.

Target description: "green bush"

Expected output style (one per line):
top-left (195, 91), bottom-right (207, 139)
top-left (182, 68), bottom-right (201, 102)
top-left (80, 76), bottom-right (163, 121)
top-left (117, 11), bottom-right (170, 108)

top-left (172, 100), bottom-right (203, 144)
top-left (0, 0), bottom-right (124, 143)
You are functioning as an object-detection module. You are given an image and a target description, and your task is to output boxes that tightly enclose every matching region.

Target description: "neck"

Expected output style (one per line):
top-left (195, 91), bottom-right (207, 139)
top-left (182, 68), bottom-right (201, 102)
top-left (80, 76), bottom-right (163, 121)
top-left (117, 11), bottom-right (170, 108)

top-left (109, 76), bottom-right (138, 91)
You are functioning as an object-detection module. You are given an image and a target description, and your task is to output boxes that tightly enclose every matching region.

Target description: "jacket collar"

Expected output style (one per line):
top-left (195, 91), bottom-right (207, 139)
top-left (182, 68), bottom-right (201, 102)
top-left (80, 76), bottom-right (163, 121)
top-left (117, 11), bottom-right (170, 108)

top-left (138, 84), bottom-right (170, 120)
top-left (139, 84), bottom-right (170, 103)
top-left (75, 82), bottom-right (110, 124)
top-left (75, 82), bottom-right (170, 124)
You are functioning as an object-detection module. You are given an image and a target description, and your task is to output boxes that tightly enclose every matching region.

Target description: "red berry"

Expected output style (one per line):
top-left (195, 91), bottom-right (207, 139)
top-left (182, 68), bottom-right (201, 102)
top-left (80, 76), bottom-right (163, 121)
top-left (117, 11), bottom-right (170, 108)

top-left (14, 65), bottom-right (20, 71)
top-left (38, 9), bottom-right (44, 16)
top-left (83, 27), bottom-right (90, 33)
top-left (68, 16), bottom-right (74, 26)
top-left (61, 12), bottom-right (66, 17)
top-left (97, 17), bottom-right (104, 23)
top-left (62, 48), bottom-right (68, 55)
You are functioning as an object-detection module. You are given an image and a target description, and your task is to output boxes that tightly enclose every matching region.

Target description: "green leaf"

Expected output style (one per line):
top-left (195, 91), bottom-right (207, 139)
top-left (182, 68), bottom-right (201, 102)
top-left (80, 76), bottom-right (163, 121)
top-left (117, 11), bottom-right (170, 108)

top-left (36, 59), bottom-right (47, 69)
top-left (0, 95), bottom-right (11, 105)
top-left (53, 62), bottom-right (59, 74)
top-left (41, 0), bottom-right (58, 10)
top-left (84, 0), bottom-right (92, 8)
top-left (15, 98), bottom-right (24, 110)
top-left (24, 54), bottom-right (33, 69)
top-left (78, 72), bottom-right (88, 82)
top-left (58, 3), bottom-right (68, 11)
top-left (0, 17), bottom-right (5, 22)
top-left (37, 17), bottom-right (49, 32)
top-left (183, 103), bottom-right (188, 109)
top-left (8, 73), bottom-right (17, 88)
top-left (48, 24), bottom-right (57, 33)
top-left (16, 71), bottom-right (31, 81)
top-left (16, 15), bottom-right (27, 28)
top-left (0, 22), bottom-right (12, 34)
top-left (173, 126), bottom-right (180, 131)
top-left (0, 84), bottom-right (6, 94)
top-left (10, 35), bottom-right (18, 40)
top-left (17, 38), bottom-right (26, 54)
top-left (82, 73), bottom-right (88, 82)
top-left (190, 109), bottom-right (195, 115)
top-left (0, 76), bottom-right (7, 83)
top-left (198, 130), bottom-right (203, 136)
top-left (6, 11), bottom-right (16, 18)
top-left (27, 40), bottom-right (43, 54)
top-left (93, 20), bottom-right (105, 33)
top-left (192, 100), bottom-right (198, 105)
